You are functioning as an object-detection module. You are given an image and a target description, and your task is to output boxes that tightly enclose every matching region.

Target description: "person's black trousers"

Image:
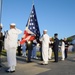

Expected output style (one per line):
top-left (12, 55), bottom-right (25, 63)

top-left (65, 49), bottom-right (68, 59)
top-left (54, 50), bottom-right (58, 62)
top-left (28, 50), bottom-right (32, 62)
top-left (17, 46), bottom-right (21, 56)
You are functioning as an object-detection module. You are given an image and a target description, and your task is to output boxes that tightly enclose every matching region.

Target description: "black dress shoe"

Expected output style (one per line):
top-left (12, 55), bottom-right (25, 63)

top-left (0, 65), bottom-right (2, 67)
top-left (10, 70), bottom-right (15, 73)
top-left (6, 70), bottom-right (15, 73)
top-left (27, 61), bottom-right (33, 63)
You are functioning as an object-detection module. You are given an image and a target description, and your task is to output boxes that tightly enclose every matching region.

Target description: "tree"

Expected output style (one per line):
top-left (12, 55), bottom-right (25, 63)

top-left (67, 37), bottom-right (72, 42)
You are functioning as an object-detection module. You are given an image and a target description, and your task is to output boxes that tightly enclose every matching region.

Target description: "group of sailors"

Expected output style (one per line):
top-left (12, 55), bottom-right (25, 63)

top-left (0, 23), bottom-right (73, 73)
top-left (17, 29), bottom-right (69, 65)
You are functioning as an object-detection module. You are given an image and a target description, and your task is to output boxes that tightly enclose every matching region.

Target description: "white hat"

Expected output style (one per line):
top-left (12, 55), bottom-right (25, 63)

top-left (10, 23), bottom-right (16, 26)
top-left (0, 23), bottom-right (3, 28)
top-left (44, 29), bottom-right (47, 32)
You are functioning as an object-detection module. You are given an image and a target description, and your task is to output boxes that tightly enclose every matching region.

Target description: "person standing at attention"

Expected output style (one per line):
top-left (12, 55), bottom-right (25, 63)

top-left (40, 30), bottom-right (50, 65)
top-left (61, 39), bottom-right (65, 61)
top-left (17, 39), bottom-right (22, 56)
top-left (48, 37), bottom-right (53, 60)
top-left (26, 40), bottom-right (33, 63)
top-left (4, 23), bottom-right (22, 73)
top-left (53, 33), bottom-right (59, 62)
top-left (64, 38), bottom-right (68, 59)
top-left (32, 39), bottom-right (38, 59)
top-left (21, 37), bottom-right (27, 57)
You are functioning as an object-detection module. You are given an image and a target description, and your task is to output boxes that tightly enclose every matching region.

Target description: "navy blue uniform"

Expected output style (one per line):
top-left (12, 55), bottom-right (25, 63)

top-left (64, 41), bottom-right (68, 59)
top-left (53, 38), bottom-right (59, 62)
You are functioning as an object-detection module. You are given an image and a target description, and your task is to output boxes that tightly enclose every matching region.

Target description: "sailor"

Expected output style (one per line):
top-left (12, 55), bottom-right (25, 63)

top-left (4, 23), bottom-right (22, 73)
top-left (40, 30), bottom-right (50, 65)
top-left (53, 33), bottom-right (59, 62)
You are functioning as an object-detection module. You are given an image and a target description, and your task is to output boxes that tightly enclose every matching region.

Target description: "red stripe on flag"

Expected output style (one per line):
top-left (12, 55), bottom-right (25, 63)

top-left (20, 30), bottom-right (35, 45)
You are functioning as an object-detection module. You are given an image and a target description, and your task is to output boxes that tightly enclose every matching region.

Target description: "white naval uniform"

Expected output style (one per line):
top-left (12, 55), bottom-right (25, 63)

top-left (61, 41), bottom-right (65, 60)
top-left (48, 47), bottom-right (52, 60)
top-left (4, 28), bottom-right (22, 70)
top-left (40, 34), bottom-right (50, 64)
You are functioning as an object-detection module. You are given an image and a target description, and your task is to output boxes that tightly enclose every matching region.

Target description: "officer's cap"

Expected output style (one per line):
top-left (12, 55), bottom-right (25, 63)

top-left (54, 33), bottom-right (58, 36)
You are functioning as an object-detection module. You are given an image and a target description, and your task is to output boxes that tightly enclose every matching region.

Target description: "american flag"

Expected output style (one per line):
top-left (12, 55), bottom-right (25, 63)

top-left (20, 4), bottom-right (40, 44)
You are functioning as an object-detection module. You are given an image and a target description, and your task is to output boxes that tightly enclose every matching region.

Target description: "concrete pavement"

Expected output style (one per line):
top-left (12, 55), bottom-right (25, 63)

top-left (0, 53), bottom-right (75, 75)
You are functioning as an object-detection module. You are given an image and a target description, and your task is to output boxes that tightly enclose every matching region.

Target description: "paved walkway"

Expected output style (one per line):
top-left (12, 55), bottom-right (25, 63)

top-left (0, 53), bottom-right (75, 75)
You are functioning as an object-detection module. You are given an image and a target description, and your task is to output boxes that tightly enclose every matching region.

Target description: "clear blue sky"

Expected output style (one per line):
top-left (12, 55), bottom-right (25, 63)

top-left (1, 0), bottom-right (75, 39)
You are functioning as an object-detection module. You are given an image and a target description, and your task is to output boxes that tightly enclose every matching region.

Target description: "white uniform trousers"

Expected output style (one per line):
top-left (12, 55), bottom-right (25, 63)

top-left (48, 47), bottom-right (52, 59)
top-left (42, 47), bottom-right (48, 64)
top-left (61, 49), bottom-right (65, 60)
top-left (7, 48), bottom-right (16, 68)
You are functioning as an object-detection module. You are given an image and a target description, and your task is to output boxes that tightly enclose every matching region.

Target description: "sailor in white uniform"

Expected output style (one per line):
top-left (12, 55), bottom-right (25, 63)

top-left (4, 23), bottom-right (22, 73)
top-left (40, 30), bottom-right (50, 65)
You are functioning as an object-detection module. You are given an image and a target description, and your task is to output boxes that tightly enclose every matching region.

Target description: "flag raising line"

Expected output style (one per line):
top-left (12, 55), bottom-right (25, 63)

top-left (20, 4), bottom-right (40, 44)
